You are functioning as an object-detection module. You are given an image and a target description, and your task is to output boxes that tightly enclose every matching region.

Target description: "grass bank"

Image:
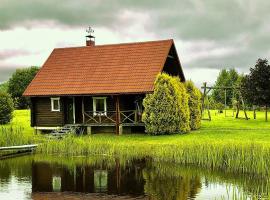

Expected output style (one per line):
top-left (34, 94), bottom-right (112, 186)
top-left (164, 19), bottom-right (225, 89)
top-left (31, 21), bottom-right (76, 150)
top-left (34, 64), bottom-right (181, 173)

top-left (1, 110), bottom-right (270, 175)
top-left (0, 110), bottom-right (41, 146)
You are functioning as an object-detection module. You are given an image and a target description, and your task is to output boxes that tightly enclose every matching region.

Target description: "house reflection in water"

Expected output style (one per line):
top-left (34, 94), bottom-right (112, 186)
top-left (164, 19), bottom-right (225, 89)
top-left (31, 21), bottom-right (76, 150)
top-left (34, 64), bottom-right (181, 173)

top-left (31, 159), bottom-right (145, 195)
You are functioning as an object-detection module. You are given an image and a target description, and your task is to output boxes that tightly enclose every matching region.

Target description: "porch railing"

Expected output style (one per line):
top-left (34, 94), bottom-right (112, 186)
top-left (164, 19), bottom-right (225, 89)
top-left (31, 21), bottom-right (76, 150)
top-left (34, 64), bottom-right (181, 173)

top-left (83, 110), bottom-right (142, 124)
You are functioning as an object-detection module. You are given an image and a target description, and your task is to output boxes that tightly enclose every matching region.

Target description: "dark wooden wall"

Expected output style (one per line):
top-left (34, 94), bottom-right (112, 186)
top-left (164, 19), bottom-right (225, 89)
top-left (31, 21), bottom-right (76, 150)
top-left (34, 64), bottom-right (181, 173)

top-left (31, 94), bottom-right (144, 127)
top-left (162, 44), bottom-right (185, 82)
top-left (31, 97), bottom-right (64, 127)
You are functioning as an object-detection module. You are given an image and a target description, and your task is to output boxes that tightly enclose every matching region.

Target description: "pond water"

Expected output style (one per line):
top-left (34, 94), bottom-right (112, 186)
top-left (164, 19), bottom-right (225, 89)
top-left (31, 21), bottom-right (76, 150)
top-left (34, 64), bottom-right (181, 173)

top-left (0, 154), bottom-right (269, 200)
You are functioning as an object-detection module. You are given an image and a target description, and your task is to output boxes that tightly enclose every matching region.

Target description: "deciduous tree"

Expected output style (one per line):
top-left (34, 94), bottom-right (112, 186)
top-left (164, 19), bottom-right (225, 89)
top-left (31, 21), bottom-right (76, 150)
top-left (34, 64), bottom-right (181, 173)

top-left (241, 59), bottom-right (270, 121)
top-left (8, 66), bottom-right (39, 109)
top-left (211, 68), bottom-right (240, 107)
top-left (0, 92), bottom-right (14, 124)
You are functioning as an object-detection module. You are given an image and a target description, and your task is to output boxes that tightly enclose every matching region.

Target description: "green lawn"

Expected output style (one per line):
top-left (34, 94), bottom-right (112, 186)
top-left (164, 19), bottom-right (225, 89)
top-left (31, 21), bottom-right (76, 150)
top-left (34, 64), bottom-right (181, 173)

top-left (1, 109), bottom-right (270, 175)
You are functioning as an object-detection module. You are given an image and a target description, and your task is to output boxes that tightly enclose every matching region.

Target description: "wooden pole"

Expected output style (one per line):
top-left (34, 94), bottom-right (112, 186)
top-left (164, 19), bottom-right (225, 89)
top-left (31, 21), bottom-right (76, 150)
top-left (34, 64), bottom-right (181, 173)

top-left (201, 82), bottom-right (207, 115)
top-left (82, 97), bottom-right (85, 124)
top-left (240, 93), bottom-right (248, 120)
top-left (115, 96), bottom-right (120, 135)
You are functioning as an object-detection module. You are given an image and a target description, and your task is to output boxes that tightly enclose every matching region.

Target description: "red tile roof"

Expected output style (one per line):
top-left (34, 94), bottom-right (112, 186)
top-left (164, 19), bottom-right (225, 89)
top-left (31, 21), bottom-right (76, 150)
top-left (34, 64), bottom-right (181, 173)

top-left (23, 39), bottom-right (177, 96)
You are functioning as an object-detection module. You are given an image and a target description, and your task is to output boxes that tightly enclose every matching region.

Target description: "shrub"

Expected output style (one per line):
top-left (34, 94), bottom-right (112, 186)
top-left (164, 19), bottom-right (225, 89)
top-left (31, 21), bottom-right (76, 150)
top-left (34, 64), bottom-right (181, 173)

top-left (185, 80), bottom-right (202, 130)
top-left (216, 102), bottom-right (225, 113)
top-left (0, 92), bottom-right (14, 124)
top-left (172, 76), bottom-right (190, 132)
top-left (142, 73), bottom-right (190, 135)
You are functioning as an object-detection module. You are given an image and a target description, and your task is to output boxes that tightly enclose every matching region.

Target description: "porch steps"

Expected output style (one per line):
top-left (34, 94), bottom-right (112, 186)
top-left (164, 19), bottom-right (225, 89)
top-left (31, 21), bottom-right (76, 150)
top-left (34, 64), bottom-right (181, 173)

top-left (50, 126), bottom-right (74, 139)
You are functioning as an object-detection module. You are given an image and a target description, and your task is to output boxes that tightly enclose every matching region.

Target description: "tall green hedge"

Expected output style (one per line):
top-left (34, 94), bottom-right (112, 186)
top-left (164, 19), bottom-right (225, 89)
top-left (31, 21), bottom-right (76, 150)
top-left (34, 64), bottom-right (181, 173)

top-left (185, 80), bottom-right (202, 130)
top-left (0, 92), bottom-right (14, 124)
top-left (142, 73), bottom-right (190, 135)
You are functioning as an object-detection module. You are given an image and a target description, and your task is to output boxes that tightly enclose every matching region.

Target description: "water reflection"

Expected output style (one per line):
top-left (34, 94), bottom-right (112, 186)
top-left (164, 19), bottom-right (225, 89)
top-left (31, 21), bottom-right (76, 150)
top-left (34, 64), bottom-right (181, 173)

top-left (31, 158), bottom-right (145, 195)
top-left (0, 155), bottom-right (269, 200)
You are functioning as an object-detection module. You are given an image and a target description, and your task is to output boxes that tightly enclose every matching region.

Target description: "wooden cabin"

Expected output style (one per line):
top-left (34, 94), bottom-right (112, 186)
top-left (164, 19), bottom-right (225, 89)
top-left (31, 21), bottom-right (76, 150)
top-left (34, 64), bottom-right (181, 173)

top-left (23, 35), bottom-right (185, 134)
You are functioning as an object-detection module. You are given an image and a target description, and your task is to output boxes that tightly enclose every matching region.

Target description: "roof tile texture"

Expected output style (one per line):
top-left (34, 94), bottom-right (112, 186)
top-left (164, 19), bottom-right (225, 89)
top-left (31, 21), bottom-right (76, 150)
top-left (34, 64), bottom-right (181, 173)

top-left (23, 39), bottom-right (173, 96)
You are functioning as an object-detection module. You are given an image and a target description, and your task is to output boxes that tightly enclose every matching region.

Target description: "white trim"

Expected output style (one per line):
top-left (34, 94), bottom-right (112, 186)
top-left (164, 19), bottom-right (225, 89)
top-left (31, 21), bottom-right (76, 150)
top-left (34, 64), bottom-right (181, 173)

top-left (51, 97), bottom-right (60, 112)
top-left (72, 97), bottom-right (76, 124)
top-left (92, 97), bottom-right (107, 116)
top-left (35, 126), bottom-right (61, 130)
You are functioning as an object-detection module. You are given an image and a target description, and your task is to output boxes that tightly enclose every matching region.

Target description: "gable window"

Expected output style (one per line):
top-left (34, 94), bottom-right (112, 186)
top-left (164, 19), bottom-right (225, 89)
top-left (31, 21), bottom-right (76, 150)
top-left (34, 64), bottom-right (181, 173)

top-left (93, 97), bottom-right (107, 116)
top-left (51, 97), bottom-right (60, 111)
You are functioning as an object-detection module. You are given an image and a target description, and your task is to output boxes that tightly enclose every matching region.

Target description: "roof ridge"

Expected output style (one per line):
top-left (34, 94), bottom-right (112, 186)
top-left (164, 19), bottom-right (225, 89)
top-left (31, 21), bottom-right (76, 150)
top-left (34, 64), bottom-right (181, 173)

top-left (54, 39), bottom-right (173, 50)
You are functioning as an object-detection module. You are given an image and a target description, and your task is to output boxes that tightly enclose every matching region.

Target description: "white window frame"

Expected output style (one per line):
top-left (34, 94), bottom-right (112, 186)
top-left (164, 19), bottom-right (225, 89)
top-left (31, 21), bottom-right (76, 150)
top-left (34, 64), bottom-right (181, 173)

top-left (51, 97), bottom-right (60, 112)
top-left (93, 97), bottom-right (107, 116)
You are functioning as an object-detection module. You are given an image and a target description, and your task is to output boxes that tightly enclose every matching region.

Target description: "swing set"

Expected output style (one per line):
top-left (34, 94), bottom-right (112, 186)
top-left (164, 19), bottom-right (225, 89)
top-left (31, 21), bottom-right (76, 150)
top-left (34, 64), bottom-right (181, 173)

top-left (201, 82), bottom-right (249, 121)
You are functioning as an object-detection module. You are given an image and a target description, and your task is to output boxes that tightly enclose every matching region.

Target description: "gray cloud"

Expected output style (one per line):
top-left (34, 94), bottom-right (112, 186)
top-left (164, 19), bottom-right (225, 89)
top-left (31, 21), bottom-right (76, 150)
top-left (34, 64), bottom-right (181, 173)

top-left (0, 0), bottom-right (120, 29)
top-left (0, 66), bottom-right (17, 82)
top-left (0, 0), bottom-right (269, 82)
top-left (0, 49), bottom-right (31, 60)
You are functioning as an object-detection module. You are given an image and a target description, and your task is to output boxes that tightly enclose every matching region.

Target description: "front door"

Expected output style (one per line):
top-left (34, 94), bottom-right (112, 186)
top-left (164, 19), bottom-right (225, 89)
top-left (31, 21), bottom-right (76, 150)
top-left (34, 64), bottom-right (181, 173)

top-left (66, 97), bottom-right (75, 124)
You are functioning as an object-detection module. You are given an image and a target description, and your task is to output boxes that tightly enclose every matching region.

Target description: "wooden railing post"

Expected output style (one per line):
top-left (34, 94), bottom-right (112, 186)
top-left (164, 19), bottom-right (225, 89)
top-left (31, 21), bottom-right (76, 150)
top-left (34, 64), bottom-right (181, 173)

top-left (82, 96), bottom-right (85, 124)
top-left (115, 96), bottom-right (120, 135)
top-left (134, 110), bottom-right (137, 123)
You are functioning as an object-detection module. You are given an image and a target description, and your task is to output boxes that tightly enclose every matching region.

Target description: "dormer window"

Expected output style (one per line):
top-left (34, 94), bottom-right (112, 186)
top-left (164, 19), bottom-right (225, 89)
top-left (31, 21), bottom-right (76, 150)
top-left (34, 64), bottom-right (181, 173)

top-left (51, 97), bottom-right (60, 111)
top-left (93, 97), bottom-right (107, 116)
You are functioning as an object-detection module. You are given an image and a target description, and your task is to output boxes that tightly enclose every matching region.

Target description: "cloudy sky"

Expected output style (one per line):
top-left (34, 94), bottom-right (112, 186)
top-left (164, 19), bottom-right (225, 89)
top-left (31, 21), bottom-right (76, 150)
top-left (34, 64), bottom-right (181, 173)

top-left (0, 0), bottom-right (269, 86)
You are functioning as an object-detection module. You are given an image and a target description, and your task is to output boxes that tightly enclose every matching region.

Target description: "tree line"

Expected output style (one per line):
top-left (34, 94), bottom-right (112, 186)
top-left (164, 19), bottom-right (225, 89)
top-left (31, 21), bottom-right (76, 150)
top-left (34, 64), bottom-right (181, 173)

top-left (209, 58), bottom-right (270, 121)
top-left (0, 66), bottom-right (39, 124)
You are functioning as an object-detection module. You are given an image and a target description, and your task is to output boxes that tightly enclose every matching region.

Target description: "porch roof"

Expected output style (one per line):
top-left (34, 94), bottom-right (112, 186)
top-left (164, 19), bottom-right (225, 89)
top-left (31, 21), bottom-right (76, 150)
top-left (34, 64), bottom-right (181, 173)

top-left (23, 39), bottom-right (181, 96)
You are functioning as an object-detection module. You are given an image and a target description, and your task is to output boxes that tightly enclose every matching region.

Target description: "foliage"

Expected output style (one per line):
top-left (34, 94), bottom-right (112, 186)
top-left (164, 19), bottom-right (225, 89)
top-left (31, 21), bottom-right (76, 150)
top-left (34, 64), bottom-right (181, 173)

top-left (216, 102), bottom-right (225, 112)
top-left (0, 81), bottom-right (9, 93)
top-left (0, 92), bottom-right (14, 124)
top-left (0, 110), bottom-right (41, 146)
top-left (241, 59), bottom-right (270, 121)
top-left (211, 68), bottom-right (241, 107)
top-left (7, 66), bottom-right (39, 109)
top-left (185, 80), bottom-right (202, 130)
top-left (241, 59), bottom-right (270, 107)
top-left (143, 165), bottom-right (201, 200)
top-left (142, 73), bottom-right (190, 135)
top-left (171, 76), bottom-right (190, 133)
top-left (3, 110), bottom-right (270, 176)
top-left (36, 109), bottom-right (270, 175)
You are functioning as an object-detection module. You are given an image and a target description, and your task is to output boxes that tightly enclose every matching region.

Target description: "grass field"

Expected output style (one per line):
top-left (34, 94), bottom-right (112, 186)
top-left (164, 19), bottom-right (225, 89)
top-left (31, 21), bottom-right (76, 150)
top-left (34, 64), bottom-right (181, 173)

top-left (1, 109), bottom-right (270, 175)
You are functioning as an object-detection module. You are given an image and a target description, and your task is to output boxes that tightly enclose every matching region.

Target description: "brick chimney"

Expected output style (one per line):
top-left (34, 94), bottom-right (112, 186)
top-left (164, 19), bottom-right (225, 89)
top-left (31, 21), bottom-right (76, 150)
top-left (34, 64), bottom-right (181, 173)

top-left (86, 40), bottom-right (95, 46)
top-left (86, 26), bottom-right (95, 46)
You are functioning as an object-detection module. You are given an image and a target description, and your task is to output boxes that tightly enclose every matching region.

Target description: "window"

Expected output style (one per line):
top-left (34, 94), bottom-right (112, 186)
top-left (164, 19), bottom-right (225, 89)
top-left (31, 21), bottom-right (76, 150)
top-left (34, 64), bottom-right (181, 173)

top-left (51, 97), bottom-right (60, 111)
top-left (93, 97), bottom-right (107, 116)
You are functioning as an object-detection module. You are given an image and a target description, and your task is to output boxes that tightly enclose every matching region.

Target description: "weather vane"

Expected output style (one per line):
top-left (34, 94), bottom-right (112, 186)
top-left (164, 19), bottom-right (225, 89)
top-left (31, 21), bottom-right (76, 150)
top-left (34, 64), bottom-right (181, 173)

top-left (86, 26), bottom-right (94, 35)
top-left (85, 26), bottom-right (95, 46)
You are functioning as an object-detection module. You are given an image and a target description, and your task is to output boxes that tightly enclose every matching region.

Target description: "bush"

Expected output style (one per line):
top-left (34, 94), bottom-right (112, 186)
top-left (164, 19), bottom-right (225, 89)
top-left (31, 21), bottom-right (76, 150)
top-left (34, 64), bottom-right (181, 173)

top-left (172, 76), bottom-right (190, 133)
top-left (0, 92), bottom-right (14, 124)
top-left (216, 102), bottom-right (225, 113)
top-left (185, 80), bottom-right (202, 130)
top-left (142, 73), bottom-right (190, 135)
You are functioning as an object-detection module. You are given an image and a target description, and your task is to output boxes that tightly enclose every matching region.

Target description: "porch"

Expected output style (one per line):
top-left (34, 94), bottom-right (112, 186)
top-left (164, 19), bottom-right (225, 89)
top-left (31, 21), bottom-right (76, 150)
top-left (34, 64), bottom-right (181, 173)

top-left (83, 110), bottom-right (143, 126)
top-left (63, 95), bottom-right (144, 134)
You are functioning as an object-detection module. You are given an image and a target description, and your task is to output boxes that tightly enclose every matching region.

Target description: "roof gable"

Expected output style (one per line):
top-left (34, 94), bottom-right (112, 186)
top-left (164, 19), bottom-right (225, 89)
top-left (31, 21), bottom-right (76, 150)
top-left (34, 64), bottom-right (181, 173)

top-left (23, 39), bottom-right (184, 96)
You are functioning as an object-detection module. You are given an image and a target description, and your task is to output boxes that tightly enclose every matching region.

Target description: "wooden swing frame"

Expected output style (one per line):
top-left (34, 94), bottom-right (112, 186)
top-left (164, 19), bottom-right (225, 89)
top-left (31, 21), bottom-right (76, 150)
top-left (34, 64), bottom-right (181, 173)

top-left (201, 82), bottom-right (249, 121)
